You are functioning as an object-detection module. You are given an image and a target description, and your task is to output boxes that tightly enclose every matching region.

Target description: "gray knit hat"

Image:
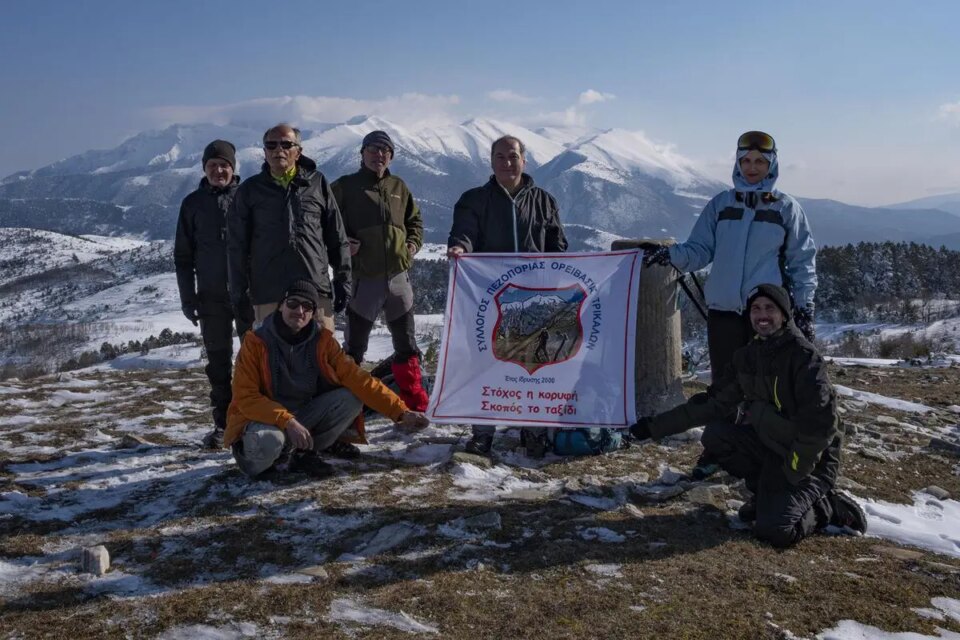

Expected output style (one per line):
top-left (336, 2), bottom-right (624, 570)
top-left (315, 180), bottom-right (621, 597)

top-left (361, 130), bottom-right (394, 156)
top-left (282, 279), bottom-right (320, 308)
top-left (202, 139), bottom-right (236, 170)
top-left (747, 283), bottom-right (792, 318)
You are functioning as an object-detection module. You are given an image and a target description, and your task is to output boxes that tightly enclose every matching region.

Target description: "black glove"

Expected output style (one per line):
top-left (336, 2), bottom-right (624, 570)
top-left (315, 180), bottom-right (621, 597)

top-left (793, 305), bottom-right (815, 342)
top-left (232, 296), bottom-right (254, 326)
top-left (333, 277), bottom-right (351, 314)
top-left (181, 300), bottom-right (199, 326)
top-left (642, 246), bottom-right (672, 268)
top-left (629, 417), bottom-right (653, 441)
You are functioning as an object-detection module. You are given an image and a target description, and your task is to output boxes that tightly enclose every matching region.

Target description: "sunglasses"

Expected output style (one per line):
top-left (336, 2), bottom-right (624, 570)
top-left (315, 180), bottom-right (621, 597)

top-left (737, 131), bottom-right (776, 153)
top-left (264, 140), bottom-right (299, 150)
top-left (284, 298), bottom-right (316, 312)
top-left (364, 144), bottom-right (392, 156)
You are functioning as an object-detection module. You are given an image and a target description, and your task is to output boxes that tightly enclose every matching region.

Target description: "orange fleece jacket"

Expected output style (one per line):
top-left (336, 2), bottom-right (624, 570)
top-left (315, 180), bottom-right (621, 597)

top-left (224, 328), bottom-right (407, 447)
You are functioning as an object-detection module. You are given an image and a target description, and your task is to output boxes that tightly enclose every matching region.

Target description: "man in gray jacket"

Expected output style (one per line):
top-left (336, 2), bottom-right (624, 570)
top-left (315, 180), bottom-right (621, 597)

top-left (447, 135), bottom-right (568, 458)
top-left (227, 123), bottom-right (352, 333)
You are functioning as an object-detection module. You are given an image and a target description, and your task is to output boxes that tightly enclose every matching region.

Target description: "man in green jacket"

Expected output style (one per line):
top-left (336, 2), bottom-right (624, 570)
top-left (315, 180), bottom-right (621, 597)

top-left (630, 284), bottom-right (867, 548)
top-left (331, 131), bottom-right (429, 411)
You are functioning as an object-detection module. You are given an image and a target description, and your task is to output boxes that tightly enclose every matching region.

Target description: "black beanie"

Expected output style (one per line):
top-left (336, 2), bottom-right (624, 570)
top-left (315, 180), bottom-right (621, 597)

top-left (202, 139), bottom-right (237, 170)
top-left (282, 279), bottom-right (321, 308)
top-left (746, 283), bottom-right (792, 318)
top-left (361, 130), bottom-right (394, 155)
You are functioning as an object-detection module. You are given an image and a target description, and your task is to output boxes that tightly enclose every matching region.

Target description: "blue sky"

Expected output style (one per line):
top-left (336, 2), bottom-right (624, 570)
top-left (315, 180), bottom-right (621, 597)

top-left (2, 0), bottom-right (958, 205)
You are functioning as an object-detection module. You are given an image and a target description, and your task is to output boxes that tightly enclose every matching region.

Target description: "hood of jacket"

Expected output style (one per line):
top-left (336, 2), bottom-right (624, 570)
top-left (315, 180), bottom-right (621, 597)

top-left (732, 149), bottom-right (779, 192)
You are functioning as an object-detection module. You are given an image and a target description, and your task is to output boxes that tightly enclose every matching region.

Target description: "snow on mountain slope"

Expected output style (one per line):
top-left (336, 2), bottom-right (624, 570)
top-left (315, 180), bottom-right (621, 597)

top-left (562, 128), bottom-right (712, 190)
top-left (0, 228), bottom-right (148, 287)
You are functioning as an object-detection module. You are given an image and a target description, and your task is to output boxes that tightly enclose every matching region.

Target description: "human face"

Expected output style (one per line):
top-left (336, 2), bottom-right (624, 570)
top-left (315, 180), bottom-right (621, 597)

top-left (264, 128), bottom-right (301, 175)
top-left (491, 139), bottom-right (525, 193)
top-left (738, 150), bottom-right (770, 185)
top-left (280, 296), bottom-right (315, 332)
top-left (203, 158), bottom-right (234, 188)
top-left (362, 144), bottom-right (392, 177)
top-left (749, 296), bottom-right (786, 338)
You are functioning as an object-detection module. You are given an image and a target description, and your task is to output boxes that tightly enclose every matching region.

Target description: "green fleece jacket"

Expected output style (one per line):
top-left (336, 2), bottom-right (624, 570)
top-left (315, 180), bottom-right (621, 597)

top-left (331, 166), bottom-right (423, 278)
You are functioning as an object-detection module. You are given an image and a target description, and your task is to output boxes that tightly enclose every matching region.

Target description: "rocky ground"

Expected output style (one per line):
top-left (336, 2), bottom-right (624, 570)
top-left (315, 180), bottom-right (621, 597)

top-left (0, 355), bottom-right (959, 639)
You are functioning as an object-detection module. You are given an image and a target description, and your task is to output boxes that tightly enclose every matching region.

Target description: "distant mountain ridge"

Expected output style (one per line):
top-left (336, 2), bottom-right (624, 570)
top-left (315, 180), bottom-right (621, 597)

top-left (3, 116), bottom-right (960, 248)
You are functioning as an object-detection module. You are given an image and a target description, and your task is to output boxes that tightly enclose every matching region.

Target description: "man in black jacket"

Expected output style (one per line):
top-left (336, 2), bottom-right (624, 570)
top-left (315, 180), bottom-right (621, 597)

top-left (630, 284), bottom-right (867, 548)
top-left (447, 135), bottom-right (568, 458)
top-left (175, 140), bottom-right (249, 449)
top-left (227, 123), bottom-right (351, 333)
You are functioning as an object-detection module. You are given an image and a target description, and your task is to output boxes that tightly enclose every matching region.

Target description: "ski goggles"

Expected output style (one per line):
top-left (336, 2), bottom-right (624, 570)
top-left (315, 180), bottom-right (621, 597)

top-left (737, 131), bottom-right (776, 153)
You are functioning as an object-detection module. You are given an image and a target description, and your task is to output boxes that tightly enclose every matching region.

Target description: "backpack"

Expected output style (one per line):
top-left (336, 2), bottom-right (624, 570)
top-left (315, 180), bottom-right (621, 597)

top-left (551, 428), bottom-right (623, 456)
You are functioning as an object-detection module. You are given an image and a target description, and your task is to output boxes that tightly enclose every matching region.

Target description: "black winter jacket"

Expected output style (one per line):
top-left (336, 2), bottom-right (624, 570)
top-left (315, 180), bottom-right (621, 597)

top-left (174, 176), bottom-right (238, 308)
top-left (448, 174), bottom-right (567, 253)
top-left (650, 325), bottom-right (839, 481)
top-left (227, 156), bottom-right (351, 305)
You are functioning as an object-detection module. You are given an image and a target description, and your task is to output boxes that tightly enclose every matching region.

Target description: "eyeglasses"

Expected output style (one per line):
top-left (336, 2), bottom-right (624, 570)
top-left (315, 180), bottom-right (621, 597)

top-left (364, 144), bottom-right (391, 156)
top-left (264, 140), bottom-right (299, 150)
top-left (284, 298), bottom-right (315, 312)
top-left (737, 131), bottom-right (776, 153)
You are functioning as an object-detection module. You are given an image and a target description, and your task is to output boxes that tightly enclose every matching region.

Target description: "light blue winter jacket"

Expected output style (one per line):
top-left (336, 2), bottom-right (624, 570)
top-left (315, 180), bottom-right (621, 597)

top-left (668, 151), bottom-right (817, 313)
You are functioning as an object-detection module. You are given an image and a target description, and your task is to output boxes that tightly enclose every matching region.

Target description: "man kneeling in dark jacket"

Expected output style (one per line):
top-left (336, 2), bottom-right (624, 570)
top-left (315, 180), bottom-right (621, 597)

top-left (630, 284), bottom-right (867, 548)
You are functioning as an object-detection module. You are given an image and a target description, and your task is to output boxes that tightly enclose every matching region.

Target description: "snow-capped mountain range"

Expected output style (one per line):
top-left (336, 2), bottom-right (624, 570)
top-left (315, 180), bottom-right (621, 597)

top-left (4, 115), bottom-right (960, 249)
top-left (0, 116), bottom-right (723, 243)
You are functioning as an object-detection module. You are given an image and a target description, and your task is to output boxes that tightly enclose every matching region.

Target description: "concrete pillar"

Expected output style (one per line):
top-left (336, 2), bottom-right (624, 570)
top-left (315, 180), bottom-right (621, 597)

top-left (612, 239), bottom-right (685, 416)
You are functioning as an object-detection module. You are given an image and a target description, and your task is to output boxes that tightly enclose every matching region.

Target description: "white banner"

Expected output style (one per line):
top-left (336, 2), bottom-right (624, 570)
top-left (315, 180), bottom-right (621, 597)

top-left (428, 251), bottom-right (642, 427)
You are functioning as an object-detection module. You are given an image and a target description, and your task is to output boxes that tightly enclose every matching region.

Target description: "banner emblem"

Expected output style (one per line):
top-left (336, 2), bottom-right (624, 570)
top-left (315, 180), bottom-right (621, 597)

top-left (493, 283), bottom-right (586, 374)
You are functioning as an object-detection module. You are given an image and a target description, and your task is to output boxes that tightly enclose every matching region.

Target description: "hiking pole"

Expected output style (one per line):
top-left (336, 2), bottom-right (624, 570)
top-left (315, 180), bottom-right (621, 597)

top-left (674, 269), bottom-right (708, 321)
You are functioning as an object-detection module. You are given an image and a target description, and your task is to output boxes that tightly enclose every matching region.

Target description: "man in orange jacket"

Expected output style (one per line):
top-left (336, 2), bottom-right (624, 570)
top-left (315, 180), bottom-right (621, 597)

top-left (224, 280), bottom-right (428, 478)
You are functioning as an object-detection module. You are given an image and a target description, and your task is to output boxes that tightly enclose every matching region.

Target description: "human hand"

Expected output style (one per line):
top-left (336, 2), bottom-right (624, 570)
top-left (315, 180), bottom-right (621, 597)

top-left (286, 418), bottom-right (314, 450)
top-left (629, 416), bottom-right (653, 441)
top-left (181, 301), bottom-right (199, 326)
top-left (348, 238), bottom-right (360, 257)
top-left (642, 246), bottom-right (672, 268)
top-left (407, 242), bottom-right (417, 258)
top-left (446, 246), bottom-right (465, 259)
top-left (333, 278), bottom-right (351, 314)
top-left (793, 305), bottom-right (816, 342)
top-left (396, 411), bottom-right (429, 431)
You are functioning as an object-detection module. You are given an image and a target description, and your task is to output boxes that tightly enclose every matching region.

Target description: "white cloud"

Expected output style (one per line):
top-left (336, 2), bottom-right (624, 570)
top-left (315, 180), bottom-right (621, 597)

top-left (146, 93), bottom-right (462, 129)
top-left (578, 89), bottom-right (616, 105)
top-left (937, 100), bottom-right (960, 125)
top-left (486, 89), bottom-right (537, 104)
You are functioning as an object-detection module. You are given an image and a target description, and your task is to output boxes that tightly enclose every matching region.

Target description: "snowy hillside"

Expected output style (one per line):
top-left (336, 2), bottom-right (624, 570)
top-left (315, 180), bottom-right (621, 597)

top-left (0, 228), bottom-right (146, 287)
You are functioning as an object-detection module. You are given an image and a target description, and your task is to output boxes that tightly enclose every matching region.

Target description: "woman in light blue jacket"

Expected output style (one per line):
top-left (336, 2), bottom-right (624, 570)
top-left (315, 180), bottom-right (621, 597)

top-left (646, 131), bottom-right (817, 383)
top-left (644, 132), bottom-right (817, 479)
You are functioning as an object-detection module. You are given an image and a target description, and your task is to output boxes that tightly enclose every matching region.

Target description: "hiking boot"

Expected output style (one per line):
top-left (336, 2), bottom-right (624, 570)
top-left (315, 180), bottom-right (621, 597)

top-left (289, 451), bottom-right (335, 479)
top-left (738, 498), bottom-right (757, 523)
top-left (464, 433), bottom-right (494, 455)
top-left (201, 427), bottom-right (224, 450)
top-left (828, 491), bottom-right (868, 534)
top-left (690, 451), bottom-right (720, 480)
top-left (324, 440), bottom-right (361, 459)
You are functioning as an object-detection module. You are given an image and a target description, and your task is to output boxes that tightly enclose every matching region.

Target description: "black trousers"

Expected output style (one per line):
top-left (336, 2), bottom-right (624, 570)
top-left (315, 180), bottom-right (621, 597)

top-left (199, 307), bottom-right (235, 428)
top-left (706, 310), bottom-right (753, 384)
top-left (701, 421), bottom-right (840, 548)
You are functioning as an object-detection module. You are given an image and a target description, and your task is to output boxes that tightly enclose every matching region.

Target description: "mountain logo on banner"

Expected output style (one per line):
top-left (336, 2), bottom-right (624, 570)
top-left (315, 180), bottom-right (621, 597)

top-left (492, 284), bottom-right (587, 374)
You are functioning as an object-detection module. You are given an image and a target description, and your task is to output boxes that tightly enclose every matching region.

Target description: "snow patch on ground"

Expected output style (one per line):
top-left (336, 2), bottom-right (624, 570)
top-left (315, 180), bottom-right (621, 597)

top-left (859, 492), bottom-right (960, 559)
top-left (816, 597), bottom-right (960, 639)
top-left (835, 385), bottom-right (933, 414)
top-left (328, 597), bottom-right (439, 634)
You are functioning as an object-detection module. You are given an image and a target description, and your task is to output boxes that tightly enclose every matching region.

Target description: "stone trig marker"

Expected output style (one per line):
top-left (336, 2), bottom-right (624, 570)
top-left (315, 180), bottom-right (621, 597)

top-left (80, 545), bottom-right (110, 575)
